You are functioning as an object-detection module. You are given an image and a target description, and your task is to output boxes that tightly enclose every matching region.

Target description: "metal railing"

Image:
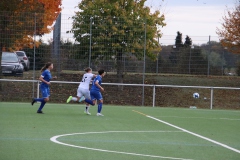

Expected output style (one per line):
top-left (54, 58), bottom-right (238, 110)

top-left (1, 78), bottom-right (240, 109)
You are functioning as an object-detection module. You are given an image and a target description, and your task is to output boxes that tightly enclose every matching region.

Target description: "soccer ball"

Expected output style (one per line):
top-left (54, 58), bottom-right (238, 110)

top-left (193, 93), bottom-right (200, 98)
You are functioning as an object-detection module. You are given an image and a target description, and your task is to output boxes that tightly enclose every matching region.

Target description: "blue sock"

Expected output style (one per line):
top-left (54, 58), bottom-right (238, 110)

top-left (38, 101), bottom-right (46, 111)
top-left (85, 99), bottom-right (94, 105)
top-left (34, 98), bottom-right (45, 103)
top-left (98, 103), bottom-right (103, 113)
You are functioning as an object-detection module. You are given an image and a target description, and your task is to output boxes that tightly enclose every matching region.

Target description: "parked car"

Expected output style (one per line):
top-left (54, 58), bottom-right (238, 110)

top-left (16, 51), bottom-right (30, 71)
top-left (1, 52), bottom-right (24, 76)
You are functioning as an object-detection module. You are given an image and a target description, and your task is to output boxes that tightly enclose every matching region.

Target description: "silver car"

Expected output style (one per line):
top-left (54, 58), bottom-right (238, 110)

top-left (1, 52), bottom-right (24, 76)
top-left (16, 51), bottom-right (30, 71)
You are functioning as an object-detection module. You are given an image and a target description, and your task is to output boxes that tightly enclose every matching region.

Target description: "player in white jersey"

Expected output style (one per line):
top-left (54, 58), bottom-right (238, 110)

top-left (66, 67), bottom-right (96, 115)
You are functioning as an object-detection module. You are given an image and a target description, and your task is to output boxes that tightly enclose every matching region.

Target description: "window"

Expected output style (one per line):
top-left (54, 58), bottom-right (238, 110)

top-left (2, 53), bottom-right (19, 62)
top-left (16, 52), bottom-right (25, 56)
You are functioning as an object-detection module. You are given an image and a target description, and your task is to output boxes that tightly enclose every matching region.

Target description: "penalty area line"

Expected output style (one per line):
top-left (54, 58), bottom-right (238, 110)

top-left (132, 110), bottom-right (240, 154)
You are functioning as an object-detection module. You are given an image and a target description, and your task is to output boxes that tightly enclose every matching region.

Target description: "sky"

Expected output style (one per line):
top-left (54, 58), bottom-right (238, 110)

top-left (60, 0), bottom-right (237, 45)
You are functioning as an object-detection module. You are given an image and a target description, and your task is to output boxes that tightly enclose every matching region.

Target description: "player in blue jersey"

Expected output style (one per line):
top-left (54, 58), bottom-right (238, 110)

top-left (31, 62), bottom-right (55, 113)
top-left (84, 69), bottom-right (105, 116)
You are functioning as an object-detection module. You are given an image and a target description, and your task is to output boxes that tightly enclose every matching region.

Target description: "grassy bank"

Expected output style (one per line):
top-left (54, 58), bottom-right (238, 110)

top-left (1, 71), bottom-right (240, 109)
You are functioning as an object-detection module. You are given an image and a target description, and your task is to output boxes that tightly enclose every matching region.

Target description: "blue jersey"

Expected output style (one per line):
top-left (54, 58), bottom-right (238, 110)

top-left (91, 75), bottom-right (102, 92)
top-left (40, 69), bottom-right (52, 88)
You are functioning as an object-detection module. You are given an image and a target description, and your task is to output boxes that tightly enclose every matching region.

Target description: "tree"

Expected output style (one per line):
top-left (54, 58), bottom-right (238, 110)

top-left (0, 0), bottom-right (61, 54)
top-left (0, 0), bottom-right (61, 51)
top-left (22, 40), bottom-right (52, 70)
top-left (190, 47), bottom-right (208, 75)
top-left (217, 3), bottom-right (240, 54)
top-left (202, 51), bottom-right (225, 67)
top-left (173, 33), bottom-right (193, 74)
top-left (175, 31), bottom-right (183, 48)
top-left (201, 41), bottom-right (238, 71)
top-left (184, 35), bottom-right (192, 47)
top-left (0, 0), bottom-right (61, 92)
top-left (71, 0), bottom-right (166, 83)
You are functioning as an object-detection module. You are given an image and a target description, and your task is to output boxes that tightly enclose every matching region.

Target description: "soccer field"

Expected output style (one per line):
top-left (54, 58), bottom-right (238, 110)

top-left (0, 102), bottom-right (239, 160)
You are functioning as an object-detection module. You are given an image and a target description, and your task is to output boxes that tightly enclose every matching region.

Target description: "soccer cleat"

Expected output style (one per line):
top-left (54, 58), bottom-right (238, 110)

top-left (87, 111), bottom-right (91, 115)
top-left (79, 96), bottom-right (85, 102)
top-left (66, 96), bottom-right (72, 103)
top-left (37, 111), bottom-right (43, 114)
top-left (84, 110), bottom-right (91, 115)
top-left (31, 98), bottom-right (36, 106)
top-left (97, 113), bottom-right (104, 116)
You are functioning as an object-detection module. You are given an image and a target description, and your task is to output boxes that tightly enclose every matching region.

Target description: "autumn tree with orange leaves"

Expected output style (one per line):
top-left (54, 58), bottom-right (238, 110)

top-left (0, 0), bottom-right (62, 52)
top-left (0, 0), bottom-right (61, 89)
top-left (217, 3), bottom-right (240, 54)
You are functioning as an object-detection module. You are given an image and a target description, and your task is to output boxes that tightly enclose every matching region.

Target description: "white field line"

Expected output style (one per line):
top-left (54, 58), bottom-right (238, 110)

top-left (147, 115), bottom-right (240, 154)
top-left (220, 118), bottom-right (240, 121)
top-left (50, 131), bottom-right (192, 160)
top-left (155, 116), bottom-right (240, 121)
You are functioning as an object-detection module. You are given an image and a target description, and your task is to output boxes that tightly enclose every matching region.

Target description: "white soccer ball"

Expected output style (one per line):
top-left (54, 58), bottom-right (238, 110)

top-left (193, 92), bottom-right (200, 99)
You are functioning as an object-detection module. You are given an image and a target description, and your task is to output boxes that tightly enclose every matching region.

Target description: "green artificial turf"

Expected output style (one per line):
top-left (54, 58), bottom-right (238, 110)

top-left (0, 102), bottom-right (239, 160)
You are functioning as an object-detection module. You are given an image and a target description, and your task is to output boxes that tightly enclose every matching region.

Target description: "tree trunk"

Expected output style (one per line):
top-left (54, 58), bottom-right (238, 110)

top-left (116, 51), bottom-right (124, 90)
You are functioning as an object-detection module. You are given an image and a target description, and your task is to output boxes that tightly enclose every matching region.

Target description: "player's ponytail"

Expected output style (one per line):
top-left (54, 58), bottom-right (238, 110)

top-left (84, 67), bottom-right (92, 72)
top-left (41, 62), bottom-right (52, 72)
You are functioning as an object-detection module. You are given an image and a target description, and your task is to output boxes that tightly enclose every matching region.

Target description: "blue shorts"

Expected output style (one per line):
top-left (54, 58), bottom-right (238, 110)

top-left (90, 90), bottom-right (103, 101)
top-left (40, 86), bottom-right (50, 98)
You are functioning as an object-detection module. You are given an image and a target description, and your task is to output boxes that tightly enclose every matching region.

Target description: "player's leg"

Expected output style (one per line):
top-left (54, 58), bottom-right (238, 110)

top-left (84, 90), bottom-right (96, 106)
top-left (66, 88), bottom-right (81, 103)
top-left (79, 96), bottom-right (85, 102)
top-left (32, 97), bottom-right (44, 105)
top-left (83, 89), bottom-right (91, 115)
top-left (37, 97), bottom-right (49, 113)
top-left (78, 88), bottom-right (86, 102)
top-left (32, 86), bottom-right (45, 105)
top-left (37, 87), bottom-right (49, 113)
top-left (83, 103), bottom-right (91, 115)
top-left (96, 92), bottom-right (104, 116)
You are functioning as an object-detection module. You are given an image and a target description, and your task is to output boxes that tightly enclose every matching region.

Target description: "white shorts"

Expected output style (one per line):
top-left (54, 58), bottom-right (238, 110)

top-left (77, 87), bottom-right (90, 99)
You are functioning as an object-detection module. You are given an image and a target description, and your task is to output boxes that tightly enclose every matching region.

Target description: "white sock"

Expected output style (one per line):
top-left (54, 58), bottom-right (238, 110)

top-left (72, 97), bottom-right (77, 101)
top-left (86, 106), bottom-right (90, 112)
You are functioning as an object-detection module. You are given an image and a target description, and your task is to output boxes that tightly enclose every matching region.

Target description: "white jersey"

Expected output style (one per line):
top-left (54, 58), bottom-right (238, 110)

top-left (79, 73), bottom-right (94, 89)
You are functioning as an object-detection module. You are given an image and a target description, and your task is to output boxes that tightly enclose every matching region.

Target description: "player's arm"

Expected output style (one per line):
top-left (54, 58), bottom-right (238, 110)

top-left (39, 73), bottom-right (50, 85)
top-left (95, 80), bottom-right (104, 91)
top-left (89, 74), bottom-right (97, 83)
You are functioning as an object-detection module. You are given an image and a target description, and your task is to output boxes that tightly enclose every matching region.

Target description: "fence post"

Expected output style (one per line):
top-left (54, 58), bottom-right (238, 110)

top-left (156, 35), bottom-right (159, 74)
top-left (210, 88), bottom-right (213, 109)
top-left (208, 35), bottom-right (211, 76)
top-left (37, 81), bottom-right (40, 98)
top-left (32, 13), bottom-right (36, 98)
top-left (142, 20), bottom-right (146, 106)
top-left (89, 17), bottom-right (92, 67)
top-left (153, 85), bottom-right (156, 107)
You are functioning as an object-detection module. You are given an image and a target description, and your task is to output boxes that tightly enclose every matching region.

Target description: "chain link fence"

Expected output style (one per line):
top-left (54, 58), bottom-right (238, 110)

top-left (1, 12), bottom-right (239, 79)
top-left (1, 12), bottom-right (240, 108)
